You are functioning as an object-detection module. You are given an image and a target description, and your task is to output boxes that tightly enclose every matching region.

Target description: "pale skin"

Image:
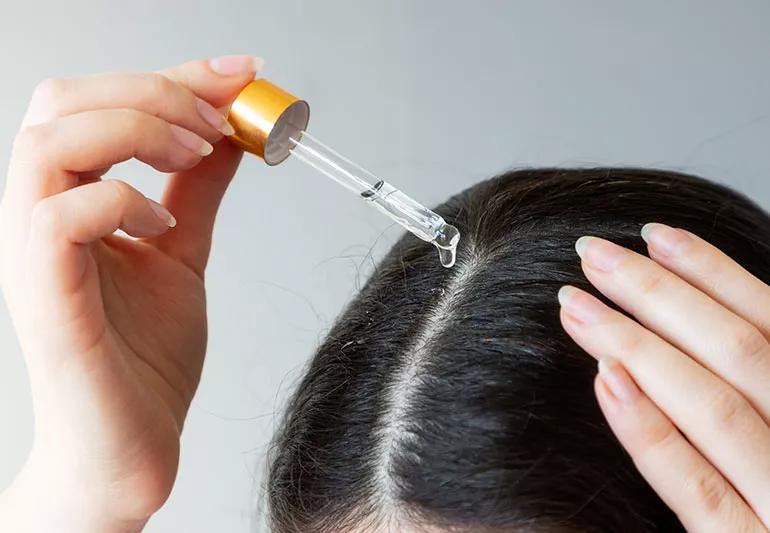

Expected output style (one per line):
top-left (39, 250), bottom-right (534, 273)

top-left (0, 57), bottom-right (766, 533)
top-left (0, 55), bottom-right (260, 533)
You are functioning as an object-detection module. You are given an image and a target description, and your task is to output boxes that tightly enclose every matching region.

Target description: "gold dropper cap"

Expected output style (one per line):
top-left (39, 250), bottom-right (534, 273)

top-left (226, 79), bottom-right (310, 165)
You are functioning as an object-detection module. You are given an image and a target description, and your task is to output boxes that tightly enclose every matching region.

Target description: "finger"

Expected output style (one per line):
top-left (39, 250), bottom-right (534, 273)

top-left (641, 223), bottom-right (770, 336)
top-left (575, 235), bottom-right (770, 422)
top-left (594, 358), bottom-right (765, 533)
top-left (558, 285), bottom-right (770, 522)
top-left (151, 55), bottom-right (263, 277)
top-left (22, 73), bottom-right (232, 143)
top-left (150, 138), bottom-right (243, 277)
top-left (28, 179), bottom-right (175, 292)
top-left (158, 54), bottom-right (264, 107)
top-left (8, 108), bottom-right (213, 213)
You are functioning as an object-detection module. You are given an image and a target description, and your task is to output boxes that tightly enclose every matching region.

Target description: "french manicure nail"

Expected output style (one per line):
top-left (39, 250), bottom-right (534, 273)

top-left (196, 98), bottom-right (235, 136)
top-left (557, 284), bottom-right (607, 324)
top-left (641, 222), bottom-right (690, 257)
top-left (147, 199), bottom-right (176, 228)
top-left (575, 236), bottom-right (625, 272)
top-left (170, 124), bottom-right (214, 156)
top-left (209, 55), bottom-right (264, 76)
top-left (598, 357), bottom-right (640, 404)
top-left (557, 285), bottom-right (574, 307)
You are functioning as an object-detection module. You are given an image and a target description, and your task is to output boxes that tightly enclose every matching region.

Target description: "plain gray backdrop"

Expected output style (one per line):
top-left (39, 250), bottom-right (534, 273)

top-left (1, 1), bottom-right (769, 531)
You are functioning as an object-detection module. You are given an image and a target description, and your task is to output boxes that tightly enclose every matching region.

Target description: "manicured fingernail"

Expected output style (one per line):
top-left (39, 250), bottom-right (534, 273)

top-left (557, 285), bottom-right (608, 324)
top-left (170, 124), bottom-right (214, 156)
top-left (641, 223), bottom-right (691, 257)
top-left (209, 55), bottom-right (264, 76)
top-left (147, 199), bottom-right (176, 228)
top-left (196, 98), bottom-right (235, 136)
top-left (598, 357), bottom-right (641, 404)
top-left (575, 236), bottom-right (625, 272)
top-left (557, 285), bottom-right (574, 307)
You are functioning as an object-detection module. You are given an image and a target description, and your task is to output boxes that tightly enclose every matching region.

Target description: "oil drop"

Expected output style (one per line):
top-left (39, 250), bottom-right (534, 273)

top-left (290, 132), bottom-right (461, 268)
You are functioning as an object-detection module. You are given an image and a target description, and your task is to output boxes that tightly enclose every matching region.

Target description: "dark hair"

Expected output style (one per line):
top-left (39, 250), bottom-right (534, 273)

top-left (267, 168), bottom-right (770, 532)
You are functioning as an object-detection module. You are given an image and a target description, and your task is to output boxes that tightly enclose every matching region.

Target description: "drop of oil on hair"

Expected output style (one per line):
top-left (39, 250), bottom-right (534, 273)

top-left (433, 223), bottom-right (460, 268)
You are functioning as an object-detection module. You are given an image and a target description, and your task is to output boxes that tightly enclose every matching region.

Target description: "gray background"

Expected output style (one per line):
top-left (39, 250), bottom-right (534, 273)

top-left (1, 1), bottom-right (768, 531)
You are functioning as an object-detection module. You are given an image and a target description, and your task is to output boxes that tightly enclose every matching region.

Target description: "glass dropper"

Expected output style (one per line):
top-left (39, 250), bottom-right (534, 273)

top-left (288, 131), bottom-right (460, 267)
top-left (225, 78), bottom-right (460, 268)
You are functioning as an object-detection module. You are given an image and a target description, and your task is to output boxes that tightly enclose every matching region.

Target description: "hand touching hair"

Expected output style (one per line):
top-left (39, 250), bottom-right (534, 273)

top-left (268, 168), bottom-right (770, 533)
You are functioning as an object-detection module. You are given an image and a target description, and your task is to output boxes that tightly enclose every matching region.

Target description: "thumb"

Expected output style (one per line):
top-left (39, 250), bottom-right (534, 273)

top-left (150, 55), bottom-right (262, 277)
top-left (152, 137), bottom-right (244, 278)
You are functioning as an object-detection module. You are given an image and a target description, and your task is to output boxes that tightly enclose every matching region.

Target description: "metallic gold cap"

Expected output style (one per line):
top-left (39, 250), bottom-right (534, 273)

top-left (226, 79), bottom-right (310, 165)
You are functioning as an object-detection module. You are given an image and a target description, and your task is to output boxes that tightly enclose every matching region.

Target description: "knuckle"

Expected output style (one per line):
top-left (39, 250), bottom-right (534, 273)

top-left (694, 257), bottom-right (722, 292)
top-left (726, 324), bottom-right (768, 364)
top-left (709, 386), bottom-right (750, 432)
top-left (686, 468), bottom-right (730, 515)
top-left (12, 124), bottom-right (51, 154)
top-left (117, 108), bottom-right (146, 136)
top-left (640, 418), bottom-right (678, 453)
top-left (29, 198), bottom-right (61, 237)
top-left (12, 127), bottom-right (33, 154)
top-left (617, 326), bottom-right (644, 356)
top-left (144, 72), bottom-right (176, 101)
top-left (104, 179), bottom-right (135, 204)
top-left (638, 271), bottom-right (668, 297)
top-left (31, 77), bottom-right (66, 106)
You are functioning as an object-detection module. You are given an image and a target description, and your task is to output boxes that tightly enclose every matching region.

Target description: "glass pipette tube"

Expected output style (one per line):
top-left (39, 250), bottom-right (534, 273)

top-left (288, 132), bottom-right (460, 268)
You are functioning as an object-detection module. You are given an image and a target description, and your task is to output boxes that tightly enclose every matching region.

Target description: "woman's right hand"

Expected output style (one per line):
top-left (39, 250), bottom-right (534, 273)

top-left (0, 55), bottom-right (261, 533)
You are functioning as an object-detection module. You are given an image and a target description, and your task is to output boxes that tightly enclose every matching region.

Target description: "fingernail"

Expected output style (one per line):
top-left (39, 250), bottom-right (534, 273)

top-left (196, 97), bottom-right (235, 136)
top-left (575, 236), bottom-right (625, 272)
top-left (557, 285), bottom-right (575, 307)
top-left (147, 199), bottom-right (176, 228)
top-left (557, 285), bottom-right (608, 324)
top-left (170, 124), bottom-right (214, 156)
top-left (641, 223), bottom-right (691, 257)
top-left (209, 55), bottom-right (264, 76)
top-left (598, 357), bottom-right (641, 404)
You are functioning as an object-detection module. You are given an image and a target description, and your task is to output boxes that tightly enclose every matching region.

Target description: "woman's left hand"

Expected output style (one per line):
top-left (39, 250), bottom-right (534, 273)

top-left (558, 223), bottom-right (770, 532)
